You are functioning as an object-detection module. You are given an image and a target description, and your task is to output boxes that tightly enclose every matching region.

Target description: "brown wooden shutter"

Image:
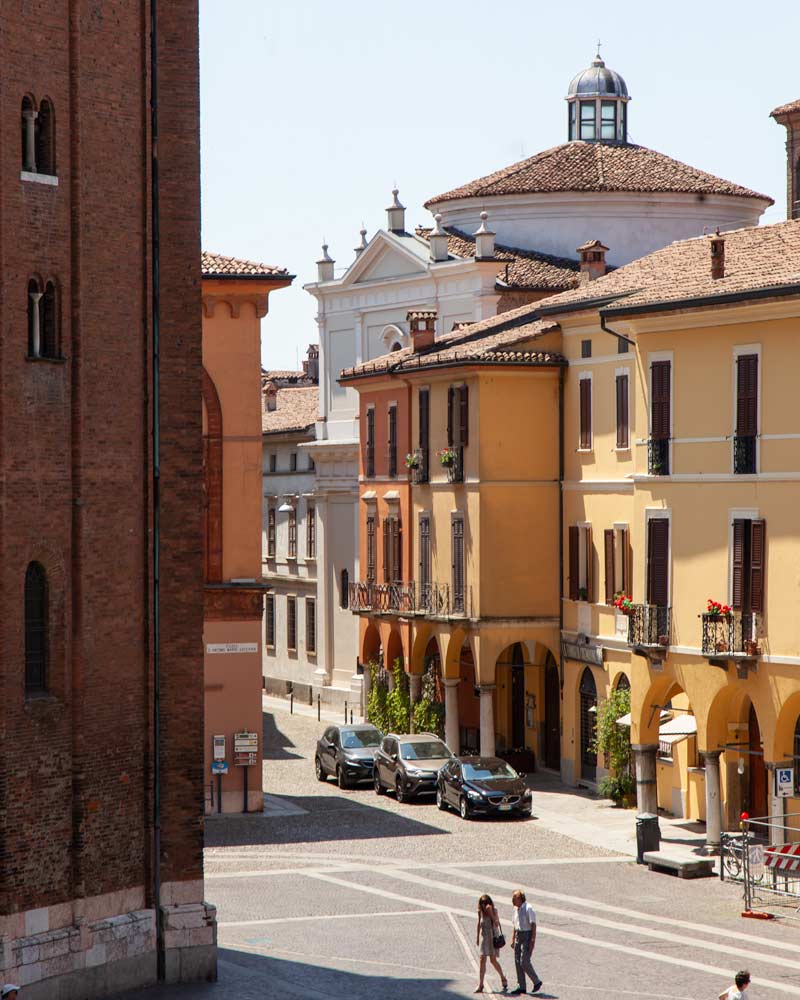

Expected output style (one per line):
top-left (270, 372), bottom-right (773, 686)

top-left (616, 374), bottom-right (629, 449)
top-left (447, 386), bottom-right (455, 447)
top-left (383, 518), bottom-right (391, 583)
top-left (620, 527), bottom-right (629, 594)
top-left (749, 519), bottom-right (765, 613)
top-left (604, 529), bottom-right (615, 603)
top-left (584, 526), bottom-right (593, 602)
top-left (568, 525), bottom-right (579, 600)
top-left (736, 354), bottom-right (758, 436)
top-left (647, 518), bottom-right (669, 607)
top-left (392, 519), bottom-right (402, 583)
top-left (458, 385), bottom-right (469, 446)
top-left (651, 361), bottom-right (670, 439)
top-left (579, 378), bottom-right (591, 449)
top-left (732, 518), bottom-right (745, 609)
top-left (419, 389), bottom-right (429, 475)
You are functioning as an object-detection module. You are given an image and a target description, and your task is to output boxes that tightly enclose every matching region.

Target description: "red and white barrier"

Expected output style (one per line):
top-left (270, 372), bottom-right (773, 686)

top-left (764, 842), bottom-right (800, 873)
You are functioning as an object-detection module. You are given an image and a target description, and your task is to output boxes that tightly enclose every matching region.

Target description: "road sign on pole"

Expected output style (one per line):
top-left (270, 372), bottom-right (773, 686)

top-left (775, 767), bottom-right (794, 797)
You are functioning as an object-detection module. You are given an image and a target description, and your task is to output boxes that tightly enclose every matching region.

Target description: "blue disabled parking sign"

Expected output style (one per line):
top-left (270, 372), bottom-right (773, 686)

top-left (775, 767), bottom-right (794, 797)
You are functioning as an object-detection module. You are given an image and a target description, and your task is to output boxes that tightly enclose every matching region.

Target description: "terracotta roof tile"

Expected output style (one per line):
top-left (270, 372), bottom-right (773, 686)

top-left (425, 142), bottom-right (772, 206)
top-left (535, 219), bottom-right (800, 316)
top-left (340, 306), bottom-right (564, 379)
top-left (416, 226), bottom-right (580, 292)
top-left (771, 99), bottom-right (800, 118)
top-left (261, 368), bottom-right (316, 387)
top-left (202, 251), bottom-right (293, 279)
top-left (262, 386), bottom-right (319, 435)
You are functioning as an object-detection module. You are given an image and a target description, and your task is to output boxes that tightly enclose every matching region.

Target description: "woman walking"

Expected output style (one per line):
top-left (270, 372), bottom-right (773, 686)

top-left (475, 894), bottom-right (508, 993)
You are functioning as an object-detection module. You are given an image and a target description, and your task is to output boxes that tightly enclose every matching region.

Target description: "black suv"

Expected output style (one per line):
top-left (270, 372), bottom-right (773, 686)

top-left (314, 724), bottom-right (382, 788)
top-left (373, 733), bottom-right (453, 802)
top-left (437, 756), bottom-right (532, 820)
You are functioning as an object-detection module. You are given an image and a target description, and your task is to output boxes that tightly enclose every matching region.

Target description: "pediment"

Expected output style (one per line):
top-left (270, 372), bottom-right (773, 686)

top-left (340, 231), bottom-right (429, 287)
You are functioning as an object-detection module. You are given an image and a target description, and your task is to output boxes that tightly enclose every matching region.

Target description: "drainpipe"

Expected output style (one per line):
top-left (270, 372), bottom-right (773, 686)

top-left (599, 313), bottom-right (635, 349)
top-left (150, 0), bottom-right (165, 981)
top-left (558, 365), bottom-right (564, 693)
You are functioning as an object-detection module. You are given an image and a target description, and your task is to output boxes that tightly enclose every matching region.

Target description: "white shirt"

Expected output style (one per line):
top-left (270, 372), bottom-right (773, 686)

top-left (512, 901), bottom-right (537, 931)
top-left (724, 989), bottom-right (748, 1000)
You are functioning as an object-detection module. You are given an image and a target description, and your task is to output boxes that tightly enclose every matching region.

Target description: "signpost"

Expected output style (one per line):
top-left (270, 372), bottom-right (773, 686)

top-left (211, 735), bottom-right (228, 813)
top-left (234, 731), bottom-right (259, 813)
top-left (775, 767), bottom-right (794, 798)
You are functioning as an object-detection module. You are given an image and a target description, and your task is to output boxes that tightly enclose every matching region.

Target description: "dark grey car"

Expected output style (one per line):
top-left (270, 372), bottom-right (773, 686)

top-left (436, 756), bottom-right (532, 820)
top-left (373, 733), bottom-right (453, 802)
top-left (314, 724), bottom-right (383, 788)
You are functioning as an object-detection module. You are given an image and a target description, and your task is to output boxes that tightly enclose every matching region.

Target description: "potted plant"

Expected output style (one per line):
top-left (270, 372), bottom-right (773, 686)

top-left (706, 599), bottom-right (732, 618)
top-left (743, 638), bottom-right (761, 657)
top-left (592, 687), bottom-right (633, 808)
top-left (577, 586), bottom-right (589, 601)
top-left (613, 592), bottom-right (634, 614)
top-left (405, 451), bottom-right (420, 470)
top-left (437, 447), bottom-right (456, 468)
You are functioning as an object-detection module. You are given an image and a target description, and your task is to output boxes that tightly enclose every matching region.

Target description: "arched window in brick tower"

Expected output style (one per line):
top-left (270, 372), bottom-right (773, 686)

top-left (21, 95), bottom-right (36, 172)
top-left (25, 561), bottom-right (48, 693)
top-left (27, 277), bottom-right (43, 357)
top-left (37, 98), bottom-right (55, 175)
top-left (42, 280), bottom-right (59, 358)
top-left (202, 368), bottom-right (223, 581)
top-left (795, 156), bottom-right (800, 220)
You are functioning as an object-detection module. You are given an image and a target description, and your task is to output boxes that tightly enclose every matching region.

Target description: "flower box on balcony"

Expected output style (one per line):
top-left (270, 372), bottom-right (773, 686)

top-left (743, 639), bottom-right (761, 657)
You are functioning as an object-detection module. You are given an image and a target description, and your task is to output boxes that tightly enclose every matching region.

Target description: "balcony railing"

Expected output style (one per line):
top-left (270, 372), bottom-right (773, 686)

top-left (349, 580), bottom-right (471, 618)
top-left (626, 604), bottom-right (671, 648)
top-left (701, 611), bottom-right (761, 657)
top-left (409, 450), bottom-right (429, 484)
top-left (733, 434), bottom-right (756, 475)
top-left (443, 447), bottom-right (464, 484)
top-left (647, 437), bottom-right (670, 476)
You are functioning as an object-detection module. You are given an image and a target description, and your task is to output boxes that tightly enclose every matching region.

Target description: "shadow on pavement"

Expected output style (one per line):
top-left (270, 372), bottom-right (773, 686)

top-left (262, 711), bottom-right (303, 760)
top-left (205, 790), bottom-right (448, 847)
top-left (114, 947), bottom-right (468, 1000)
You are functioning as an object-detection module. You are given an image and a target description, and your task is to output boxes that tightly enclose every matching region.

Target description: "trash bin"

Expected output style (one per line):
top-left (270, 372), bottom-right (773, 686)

top-left (636, 812), bottom-right (661, 864)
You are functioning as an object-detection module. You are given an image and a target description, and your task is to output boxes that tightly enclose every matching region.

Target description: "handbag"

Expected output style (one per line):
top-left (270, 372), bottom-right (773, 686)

top-left (493, 923), bottom-right (506, 950)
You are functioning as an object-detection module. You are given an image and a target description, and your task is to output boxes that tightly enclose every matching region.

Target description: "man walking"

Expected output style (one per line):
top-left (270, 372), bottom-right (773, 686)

top-left (509, 889), bottom-right (542, 995)
top-left (719, 970), bottom-right (751, 1000)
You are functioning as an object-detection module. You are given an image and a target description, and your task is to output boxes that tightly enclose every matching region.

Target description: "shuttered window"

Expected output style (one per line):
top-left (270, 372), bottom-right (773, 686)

top-left (366, 516), bottom-right (376, 583)
top-left (265, 595), bottom-right (275, 647)
top-left (650, 361), bottom-right (671, 439)
top-left (306, 598), bottom-right (316, 653)
top-left (458, 385), bottom-right (469, 446)
top-left (618, 527), bottom-right (629, 594)
top-left (419, 389), bottom-right (430, 480)
top-left (388, 405), bottom-right (398, 478)
top-left (306, 504), bottom-right (316, 559)
top-left (568, 525), bottom-right (579, 600)
top-left (382, 516), bottom-right (402, 584)
top-left (732, 518), bottom-right (766, 613)
top-left (287, 597), bottom-right (297, 650)
top-left (288, 508), bottom-right (297, 558)
top-left (419, 515), bottom-right (431, 593)
top-left (736, 354), bottom-right (758, 436)
top-left (452, 517), bottom-right (465, 612)
top-left (604, 529), bottom-right (615, 604)
top-left (382, 518), bottom-right (391, 583)
top-left (616, 373), bottom-right (629, 449)
top-left (579, 377), bottom-right (592, 450)
top-left (365, 407), bottom-right (375, 477)
top-left (267, 506), bottom-right (276, 558)
top-left (647, 518), bottom-right (669, 607)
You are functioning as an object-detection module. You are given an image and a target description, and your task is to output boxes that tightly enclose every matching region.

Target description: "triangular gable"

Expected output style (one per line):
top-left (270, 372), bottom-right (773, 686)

top-left (339, 230), bottom-right (431, 287)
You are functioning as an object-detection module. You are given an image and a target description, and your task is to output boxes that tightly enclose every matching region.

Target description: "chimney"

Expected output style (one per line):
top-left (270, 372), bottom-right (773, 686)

top-left (429, 213), bottom-right (449, 262)
top-left (407, 310), bottom-right (436, 353)
top-left (305, 344), bottom-right (320, 382)
top-left (354, 224), bottom-right (368, 256)
top-left (770, 99), bottom-right (800, 219)
top-left (264, 380), bottom-right (278, 412)
top-left (710, 231), bottom-right (725, 280)
top-left (386, 187), bottom-right (406, 233)
top-left (474, 210), bottom-right (495, 260)
top-left (316, 241), bottom-right (335, 282)
top-left (576, 239), bottom-right (609, 283)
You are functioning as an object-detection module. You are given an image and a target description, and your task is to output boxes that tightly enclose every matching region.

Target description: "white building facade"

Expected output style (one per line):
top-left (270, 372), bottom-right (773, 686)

top-left (303, 53), bottom-right (772, 709)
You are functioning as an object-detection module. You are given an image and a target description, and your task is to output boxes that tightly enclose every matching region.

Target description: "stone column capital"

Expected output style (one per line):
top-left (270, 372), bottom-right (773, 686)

top-left (443, 677), bottom-right (460, 688)
top-left (478, 684), bottom-right (496, 693)
top-left (22, 107), bottom-right (37, 122)
top-left (700, 749), bottom-right (723, 762)
top-left (631, 743), bottom-right (659, 754)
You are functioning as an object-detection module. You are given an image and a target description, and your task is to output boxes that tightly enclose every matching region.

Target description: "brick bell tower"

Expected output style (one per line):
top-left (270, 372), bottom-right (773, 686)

top-left (771, 99), bottom-right (800, 219)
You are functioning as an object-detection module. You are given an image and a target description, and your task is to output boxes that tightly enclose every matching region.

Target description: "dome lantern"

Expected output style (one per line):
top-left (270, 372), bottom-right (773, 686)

top-left (566, 49), bottom-right (630, 144)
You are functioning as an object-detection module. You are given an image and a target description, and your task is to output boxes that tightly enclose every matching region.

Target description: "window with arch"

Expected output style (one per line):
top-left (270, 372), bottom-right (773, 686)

top-left (27, 278), bottom-right (59, 359)
top-left (27, 277), bottom-right (43, 356)
top-left (21, 96), bottom-right (36, 172)
top-left (25, 562), bottom-right (48, 693)
top-left (20, 96), bottom-right (56, 176)
top-left (615, 673), bottom-right (630, 692)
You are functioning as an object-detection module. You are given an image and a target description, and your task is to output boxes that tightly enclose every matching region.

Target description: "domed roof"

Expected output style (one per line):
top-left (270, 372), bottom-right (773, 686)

top-left (568, 55), bottom-right (628, 98)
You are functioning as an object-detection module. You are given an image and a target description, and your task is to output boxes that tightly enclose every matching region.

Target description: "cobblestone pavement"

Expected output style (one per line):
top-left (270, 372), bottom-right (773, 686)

top-left (118, 706), bottom-right (800, 1000)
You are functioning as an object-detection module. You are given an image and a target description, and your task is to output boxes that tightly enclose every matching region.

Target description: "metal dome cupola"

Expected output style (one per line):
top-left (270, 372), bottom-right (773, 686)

top-left (566, 50), bottom-right (630, 144)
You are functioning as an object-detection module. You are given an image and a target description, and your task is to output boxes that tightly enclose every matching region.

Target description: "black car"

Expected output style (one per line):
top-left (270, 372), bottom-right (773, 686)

top-left (436, 756), bottom-right (532, 819)
top-left (373, 733), bottom-right (453, 802)
top-left (314, 724), bottom-right (382, 788)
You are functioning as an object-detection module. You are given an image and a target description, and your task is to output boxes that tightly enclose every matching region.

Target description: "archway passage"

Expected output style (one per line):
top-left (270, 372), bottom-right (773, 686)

top-left (544, 654), bottom-right (560, 771)
top-left (579, 668), bottom-right (597, 781)
top-left (510, 642), bottom-right (526, 749)
top-left (457, 643), bottom-right (479, 754)
top-left (748, 703), bottom-right (769, 818)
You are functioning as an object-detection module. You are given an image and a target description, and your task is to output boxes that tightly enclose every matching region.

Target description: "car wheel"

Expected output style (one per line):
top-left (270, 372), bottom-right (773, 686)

top-left (374, 769), bottom-right (385, 795)
top-left (337, 766), bottom-right (349, 790)
top-left (459, 796), bottom-right (471, 820)
top-left (395, 778), bottom-right (407, 803)
top-left (315, 756), bottom-right (326, 782)
top-left (436, 786), bottom-right (448, 811)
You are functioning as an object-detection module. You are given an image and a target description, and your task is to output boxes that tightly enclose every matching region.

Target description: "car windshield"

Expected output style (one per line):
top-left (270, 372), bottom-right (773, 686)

top-left (462, 762), bottom-right (518, 781)
top-left (341, 730), bottom-right (381, 749)
top-left (401, 741), bottom-right (450, 761)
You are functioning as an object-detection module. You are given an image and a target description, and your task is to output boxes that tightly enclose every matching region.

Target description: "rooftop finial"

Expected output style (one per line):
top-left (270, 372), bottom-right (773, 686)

top-left (429, 213), bottom-right (449, 262)
top-left (316, 239), bottom-right (335, 281)
top-left (386, 187), bottom-right (406, 233)
top-left (473, 209), bottom-right (495, 260)
top-left (354, 223), bottom-right (368, 255)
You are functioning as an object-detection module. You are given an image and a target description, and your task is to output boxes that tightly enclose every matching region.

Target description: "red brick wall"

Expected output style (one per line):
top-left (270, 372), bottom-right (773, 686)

top-left (0, 0), bottom-right (203, 917)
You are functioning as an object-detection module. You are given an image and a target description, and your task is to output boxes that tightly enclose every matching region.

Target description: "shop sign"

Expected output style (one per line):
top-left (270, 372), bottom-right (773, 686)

top-left (561, 640), bottom-right (604, 666)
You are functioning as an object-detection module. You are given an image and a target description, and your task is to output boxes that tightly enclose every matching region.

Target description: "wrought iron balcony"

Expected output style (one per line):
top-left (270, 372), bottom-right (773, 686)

top-left (444, 448), bottom-right (464, 484)
top-left (701, 611), bottom-right (761, 658)
top-left (409, 451), bottom-right (429, 484)
top-left (647, 437), bottom-right (670, 476)
top-left (733, 434), bottom-right (756, 475)
top-left (626, 604), bottom-right (671, 650)
top-left (348, 581), bottom-right (416, 614)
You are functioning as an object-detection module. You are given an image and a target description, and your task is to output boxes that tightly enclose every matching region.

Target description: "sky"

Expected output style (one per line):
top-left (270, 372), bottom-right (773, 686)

top-left (199, 0), bottom-right (800, 372)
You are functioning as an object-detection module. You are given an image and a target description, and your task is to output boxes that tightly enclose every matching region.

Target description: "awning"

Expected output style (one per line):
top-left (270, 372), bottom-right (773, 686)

top-left (615, 709), bottom-right (673, 729)
top-left (658, 714), bottom-right (697, 737)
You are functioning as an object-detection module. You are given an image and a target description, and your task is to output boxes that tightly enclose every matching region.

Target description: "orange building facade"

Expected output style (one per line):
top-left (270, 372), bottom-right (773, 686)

top-left (202, 252), bottom-right (293, 812)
